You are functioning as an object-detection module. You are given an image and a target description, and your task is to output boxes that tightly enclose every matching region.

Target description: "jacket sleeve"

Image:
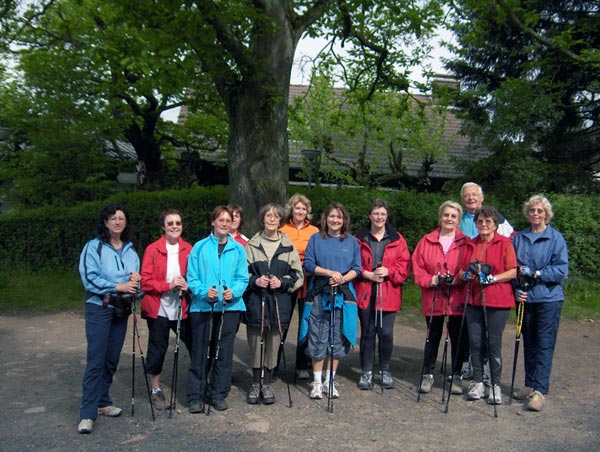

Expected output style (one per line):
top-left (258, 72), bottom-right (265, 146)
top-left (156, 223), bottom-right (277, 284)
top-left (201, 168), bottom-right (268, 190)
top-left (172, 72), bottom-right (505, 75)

top-left (282, 247), bottom-right (304, 293)
top-left (186, 244), bottom-right (207, 299)
top-left (539, 232), bottom-right (569, 284)
top-left (79, 241), bottom-right (115, 294)
top-left (141, 245), bottom-right (170, 295)
top-left (387, 234), bottom-right (410, 285)
top-left (411, 238), bottom-right (432, 289)
top-left (231, 245), bottom-right (250, 298)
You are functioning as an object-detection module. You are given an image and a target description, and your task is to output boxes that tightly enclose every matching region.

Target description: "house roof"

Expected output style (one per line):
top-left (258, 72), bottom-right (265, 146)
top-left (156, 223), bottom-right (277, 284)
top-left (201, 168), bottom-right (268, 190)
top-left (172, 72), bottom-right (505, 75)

top-left (178, 82), bottom-right (486, 179)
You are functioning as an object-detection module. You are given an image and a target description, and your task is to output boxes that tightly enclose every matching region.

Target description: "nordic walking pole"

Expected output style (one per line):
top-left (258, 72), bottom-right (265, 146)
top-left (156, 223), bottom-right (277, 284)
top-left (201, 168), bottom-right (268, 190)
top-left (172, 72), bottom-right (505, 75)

top-left (169, 291), bottom-right (183, 418)
top-left (445, 279), bottom-right (471, 413)
top-left (274, 293), bottom-right (293, 407)
top-left (375, 276), bottom-right (384, 394)
top-left (417, 264), bottom-right (441, 402)
top-left (206, 281), bottom-right (228, 415)
top-left (327, 285), bottom-right (336, 413)
top-left (478, 264), bottom-right (498, 418)
top-left (258, 282), bottom-right (267, 404)
top-left (509, 299), bottom-right (525, 404)
top-left (131, 294), bottom-right (156, 421)
top-left (203, 287), bottom-right (217, 415)
top-left (440, 286), bottom-right (451, 403)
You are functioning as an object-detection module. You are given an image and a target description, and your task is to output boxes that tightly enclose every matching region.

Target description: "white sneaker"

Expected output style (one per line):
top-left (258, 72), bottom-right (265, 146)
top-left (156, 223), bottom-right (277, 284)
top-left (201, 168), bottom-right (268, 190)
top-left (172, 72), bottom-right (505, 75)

top-left (78, 419), bottom-right (93, 434)
top-left (323, 381), bottom-right (339, 398)
top-left (310, 381), bottom-right (323, 399)
top-left (419, 374), bottom-right (434, 394)
top-left (467, 381), bottom-right (487, 400)
top-left (487, 384), bottom-right (502, 405)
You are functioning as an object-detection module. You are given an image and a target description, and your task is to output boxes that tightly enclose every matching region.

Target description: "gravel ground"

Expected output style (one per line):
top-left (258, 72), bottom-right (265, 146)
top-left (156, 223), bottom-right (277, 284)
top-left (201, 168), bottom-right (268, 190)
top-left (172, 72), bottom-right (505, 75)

top-left (0, 311), bottom-right (598, 452)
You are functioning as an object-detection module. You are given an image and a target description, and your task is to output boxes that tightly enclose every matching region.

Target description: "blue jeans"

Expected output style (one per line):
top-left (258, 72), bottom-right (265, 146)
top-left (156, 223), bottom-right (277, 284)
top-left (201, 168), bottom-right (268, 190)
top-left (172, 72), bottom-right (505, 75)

top-left (522, 301), bottom-right (563, 394)
top-left (80, 303), bottom-right (129, 420)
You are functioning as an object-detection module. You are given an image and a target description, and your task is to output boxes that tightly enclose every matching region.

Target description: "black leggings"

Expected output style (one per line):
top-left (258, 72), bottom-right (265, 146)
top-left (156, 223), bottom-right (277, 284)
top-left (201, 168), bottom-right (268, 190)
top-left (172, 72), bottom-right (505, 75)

top-left (421, 315), bottom-right (469, 375)
top-left (358, 293), bottom-right (396, 371)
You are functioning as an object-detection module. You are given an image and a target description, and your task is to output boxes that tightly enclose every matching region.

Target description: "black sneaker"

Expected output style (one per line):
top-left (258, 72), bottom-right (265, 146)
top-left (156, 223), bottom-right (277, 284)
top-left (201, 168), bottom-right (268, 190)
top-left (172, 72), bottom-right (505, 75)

top-left (381, 370), bottom-right (395, 389)
top-left (188, 399), bottom-right (203, 414)
top-left (357, 371), bottom-right (373, 390)
top-left (210, 398), bottom-right (228, 411)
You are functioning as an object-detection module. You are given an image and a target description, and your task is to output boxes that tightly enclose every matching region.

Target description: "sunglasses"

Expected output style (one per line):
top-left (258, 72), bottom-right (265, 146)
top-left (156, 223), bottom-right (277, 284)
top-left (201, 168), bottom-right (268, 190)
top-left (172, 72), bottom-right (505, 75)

top-left (166, 221), bottom-right (182, 226)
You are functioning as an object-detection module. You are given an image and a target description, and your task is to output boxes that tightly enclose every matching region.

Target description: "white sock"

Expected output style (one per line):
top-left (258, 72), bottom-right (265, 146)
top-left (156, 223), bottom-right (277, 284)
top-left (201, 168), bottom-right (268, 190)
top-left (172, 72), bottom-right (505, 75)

top-left (313, 371), bottom-right (322, 384)
top-left (324, 371), bottom-right (336, 382)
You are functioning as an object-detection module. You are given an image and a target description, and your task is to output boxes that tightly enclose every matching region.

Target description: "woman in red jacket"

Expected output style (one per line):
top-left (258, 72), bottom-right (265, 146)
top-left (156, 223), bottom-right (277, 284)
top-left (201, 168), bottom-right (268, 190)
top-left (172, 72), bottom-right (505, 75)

top-left (412, 201), bottom-right (470, 396)
top-left (141, 209), bottom-right (193, 410)
top-left (354, 199), bottom-right (410, 390)
top-left (459, 205), bottom-right (516, 405)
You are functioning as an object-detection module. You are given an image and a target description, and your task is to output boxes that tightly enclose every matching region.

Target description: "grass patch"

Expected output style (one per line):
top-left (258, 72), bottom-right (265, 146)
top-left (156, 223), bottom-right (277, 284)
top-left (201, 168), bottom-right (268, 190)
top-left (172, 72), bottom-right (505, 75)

top-left (0, 269), bottom-right (83, 315)
top-left (0, 270), bottom-right (598, 321)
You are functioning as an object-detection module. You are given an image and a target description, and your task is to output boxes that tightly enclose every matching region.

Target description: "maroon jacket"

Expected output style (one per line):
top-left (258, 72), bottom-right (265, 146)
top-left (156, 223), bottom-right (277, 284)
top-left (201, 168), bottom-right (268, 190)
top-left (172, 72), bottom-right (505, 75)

top-left (140, 235), bottom-right (193, 319)
top-left (412, 228), bottom-right (469, 317)
top-left (354, 224), bottom-right (411, 312)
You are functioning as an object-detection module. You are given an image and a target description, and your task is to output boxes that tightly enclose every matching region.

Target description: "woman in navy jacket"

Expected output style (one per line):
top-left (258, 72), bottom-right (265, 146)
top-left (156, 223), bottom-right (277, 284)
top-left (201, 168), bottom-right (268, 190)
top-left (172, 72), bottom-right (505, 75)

top-left (512, 195), bottom-right (569, 412)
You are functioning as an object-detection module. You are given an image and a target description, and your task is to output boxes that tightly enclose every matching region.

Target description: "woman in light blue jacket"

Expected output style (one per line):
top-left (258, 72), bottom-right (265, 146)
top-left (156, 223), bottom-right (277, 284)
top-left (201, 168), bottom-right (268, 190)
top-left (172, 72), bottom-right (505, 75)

top-left (513, 195), bottom-right (569, 412)
top-left (186, 205), bottom-right (249, 413)
top-left (77, 203), bottom-right (141, 434)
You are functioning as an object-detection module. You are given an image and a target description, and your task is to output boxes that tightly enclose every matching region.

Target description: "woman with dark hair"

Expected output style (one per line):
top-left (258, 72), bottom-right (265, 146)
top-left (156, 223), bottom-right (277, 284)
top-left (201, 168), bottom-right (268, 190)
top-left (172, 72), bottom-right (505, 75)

top-left (279, 193), bottom-right (320, 380)
top-left (244, 203), bottom-right (303, 404)
top-left (228, 204), bottom-right (249, 247)
top-left (140, 209), bottom-right (193, 410)
top-left (354, 199), bottom-right (410, 390)
top-left (512, 195), bottom-right (568, 412)
top-left (186, 206), bottom-right (249, 413)
top-left (412, 201), bottom-right (469, 395)
top-left (303, 202), bottom-right (361, 399)
top-left (459, 206), bottom-right (517, 405)
top-left (77, 203), bottom-right (141, 434)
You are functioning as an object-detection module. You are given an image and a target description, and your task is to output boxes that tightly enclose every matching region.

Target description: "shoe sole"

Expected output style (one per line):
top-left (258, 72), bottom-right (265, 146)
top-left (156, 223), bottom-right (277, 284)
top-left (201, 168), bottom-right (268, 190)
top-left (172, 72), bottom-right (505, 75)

top-left (262, 398), bottom-right (275, 405)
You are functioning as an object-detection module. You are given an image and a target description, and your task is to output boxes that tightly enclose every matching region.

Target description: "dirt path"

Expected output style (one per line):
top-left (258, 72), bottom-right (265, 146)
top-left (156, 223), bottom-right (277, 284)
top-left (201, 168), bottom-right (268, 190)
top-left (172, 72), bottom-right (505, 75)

top-left (0, 311), bottom-right (598, 452)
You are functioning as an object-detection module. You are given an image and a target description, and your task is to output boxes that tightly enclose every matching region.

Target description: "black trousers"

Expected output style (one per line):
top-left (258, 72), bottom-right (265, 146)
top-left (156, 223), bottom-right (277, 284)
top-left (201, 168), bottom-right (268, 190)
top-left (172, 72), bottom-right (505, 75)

top-left (187, 310), bottom-right (241, 403)
top-left (422, 314), bottom-right (469, 375)
top-left (145, 315), bottom-right (192, 376)
top-left (358, 294), bottom-right (396, 371)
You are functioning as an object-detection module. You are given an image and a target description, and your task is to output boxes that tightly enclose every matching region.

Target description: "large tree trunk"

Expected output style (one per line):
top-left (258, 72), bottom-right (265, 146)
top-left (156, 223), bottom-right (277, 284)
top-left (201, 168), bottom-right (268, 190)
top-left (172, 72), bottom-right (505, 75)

top-left (221, 5), bottom-right (298, 235)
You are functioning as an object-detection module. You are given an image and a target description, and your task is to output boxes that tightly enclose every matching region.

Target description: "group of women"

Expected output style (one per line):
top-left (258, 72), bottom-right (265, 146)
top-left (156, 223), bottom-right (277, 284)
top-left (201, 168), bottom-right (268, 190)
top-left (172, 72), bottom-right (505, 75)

top-left (77, 192), bottom-right (568, 434)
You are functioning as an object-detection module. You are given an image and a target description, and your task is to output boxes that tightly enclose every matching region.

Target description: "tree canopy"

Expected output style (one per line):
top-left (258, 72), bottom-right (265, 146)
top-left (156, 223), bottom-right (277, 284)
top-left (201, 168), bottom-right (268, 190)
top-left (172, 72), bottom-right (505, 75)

top-left (445, 0), bottom-right (600, 197)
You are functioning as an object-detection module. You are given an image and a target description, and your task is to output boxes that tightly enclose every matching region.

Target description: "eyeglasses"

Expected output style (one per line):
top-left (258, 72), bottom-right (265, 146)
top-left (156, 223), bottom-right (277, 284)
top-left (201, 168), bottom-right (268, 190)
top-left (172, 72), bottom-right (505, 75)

top-left (528, 208), bottom-right (545, 214)
top-left (476, 218), bottom-right (495, 226)
top-left (166, 221), bottom-right (182, 226)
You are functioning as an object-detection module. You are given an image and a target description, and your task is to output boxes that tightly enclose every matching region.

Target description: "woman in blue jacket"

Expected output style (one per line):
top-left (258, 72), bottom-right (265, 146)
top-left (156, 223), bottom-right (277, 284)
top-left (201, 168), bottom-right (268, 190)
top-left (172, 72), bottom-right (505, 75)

top-left (77, 203), bottom-right (141, 434)
top-left (186, 205), bottom-right (249, 413)
top-left (513, 195), bottom-right (569, 412)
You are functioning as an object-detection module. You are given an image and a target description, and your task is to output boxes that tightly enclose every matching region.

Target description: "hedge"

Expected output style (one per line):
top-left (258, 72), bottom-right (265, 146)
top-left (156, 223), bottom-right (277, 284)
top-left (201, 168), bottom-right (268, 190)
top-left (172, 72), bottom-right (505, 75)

top-left (0, 186), bottom-right (598, 277)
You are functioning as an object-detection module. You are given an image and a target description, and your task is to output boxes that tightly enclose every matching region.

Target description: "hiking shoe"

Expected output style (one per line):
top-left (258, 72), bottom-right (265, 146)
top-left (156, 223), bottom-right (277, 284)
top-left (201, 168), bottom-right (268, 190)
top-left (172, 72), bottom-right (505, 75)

top-left (357, 371), bottom-right (373, 390)
top-left (323, 381), bottom-right (340, 399)
top-left (78, 419), bottom-right (93, 434)
top-left (514, 386), bottom-right (534, 400)
top-left (210, 398), bottom-right (228, 411)
top-left (98, 405), bottom-right (122, 417)
top-left (151, 389), bottom-right (170, 410)
top-left (467, 381), bottom-right (487, 400)
top-left (188, 399), bottom-right (203, 414)
top-left (247, 383), bottom-right (260, 404)
top-left (381, 370), bottom-right (395, 390)
top-left (261, 384), bottom-right (275, 405)
top-left (419, 374), bottom-right (434, 394)
top-left (487, 384), bottom-right (502, 405)
top-left (310, 381), bottom-right (323, 399)
top-left (296, 369), bottom-right (310, 380)
top-left (450, 375), bottom-right (463, 395)
top-left (526, 390), bottom-right (545, 412)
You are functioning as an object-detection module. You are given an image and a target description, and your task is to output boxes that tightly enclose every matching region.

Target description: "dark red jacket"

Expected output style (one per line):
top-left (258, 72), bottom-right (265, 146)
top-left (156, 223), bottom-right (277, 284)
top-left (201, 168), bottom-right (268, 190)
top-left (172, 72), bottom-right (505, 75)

top-left (140, 236), bottom-right (193, 319)
top-left (354, 224), bottom-right (411, 312)
top-left (460, 233), bottom-right (517, 309)
top-left (412, 228), bottom-right (470, 316)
